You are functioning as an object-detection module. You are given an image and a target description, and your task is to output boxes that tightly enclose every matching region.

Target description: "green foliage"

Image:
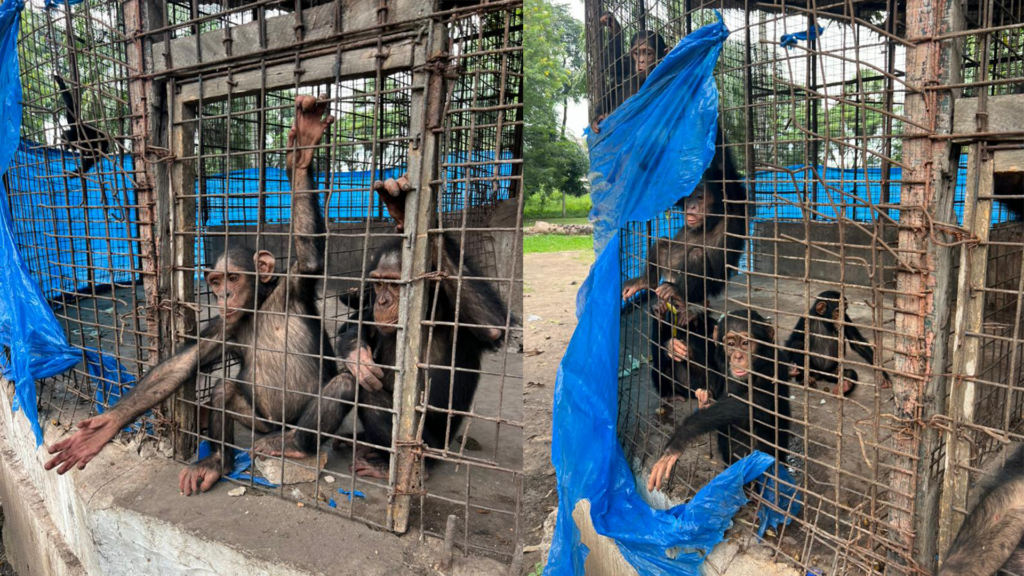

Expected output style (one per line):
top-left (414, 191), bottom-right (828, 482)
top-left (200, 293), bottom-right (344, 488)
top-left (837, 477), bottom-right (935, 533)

top-left (525, 0), bottom-right (588, 199)
top-left (524, 191), bottom-right (592, 219)
top-left (524, 233), bottom-right (593, 254)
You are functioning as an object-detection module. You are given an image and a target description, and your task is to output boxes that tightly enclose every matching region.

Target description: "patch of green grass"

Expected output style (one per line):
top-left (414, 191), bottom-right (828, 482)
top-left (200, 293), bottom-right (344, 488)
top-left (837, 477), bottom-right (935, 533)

top-left (524, 233), bottom-right (593, 254)
top-left (527, 562), bottom-right (544, 576)
top-left (524, 193), bottom-right (592, 219)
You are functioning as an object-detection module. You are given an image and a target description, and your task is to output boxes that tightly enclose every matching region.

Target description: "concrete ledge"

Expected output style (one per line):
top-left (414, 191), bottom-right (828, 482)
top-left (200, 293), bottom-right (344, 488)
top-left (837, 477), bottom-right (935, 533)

top-left (0, 381), bottom-right (505, 576)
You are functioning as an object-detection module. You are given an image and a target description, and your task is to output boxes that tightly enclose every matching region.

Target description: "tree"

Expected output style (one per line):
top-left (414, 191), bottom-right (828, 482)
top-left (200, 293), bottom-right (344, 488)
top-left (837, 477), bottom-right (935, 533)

top-left (525, 0), bottom-right (588, 210)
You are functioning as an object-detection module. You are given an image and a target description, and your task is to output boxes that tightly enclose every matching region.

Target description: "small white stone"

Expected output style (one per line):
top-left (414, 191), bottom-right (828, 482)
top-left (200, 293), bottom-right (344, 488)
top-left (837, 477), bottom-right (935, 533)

top-left (228, 486), bottom-right (246, 497)
top-left (323, 475), bottom-right (335, 484)
top-left (820, 399), bottom-right (827, 405)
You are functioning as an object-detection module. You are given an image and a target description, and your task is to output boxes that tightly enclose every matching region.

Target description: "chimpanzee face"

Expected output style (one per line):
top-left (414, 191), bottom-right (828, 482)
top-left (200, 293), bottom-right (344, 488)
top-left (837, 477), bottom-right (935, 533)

top-left (207, 250), bottom-right (273, 324)
top-left (723, 330), bottom-right (752, 378)
top-left (370, 268), bottom-right (401, 334)
top-left (683, 192), bottom-right (709, 229)
top-left (631, 43), bottom-right (657, 73)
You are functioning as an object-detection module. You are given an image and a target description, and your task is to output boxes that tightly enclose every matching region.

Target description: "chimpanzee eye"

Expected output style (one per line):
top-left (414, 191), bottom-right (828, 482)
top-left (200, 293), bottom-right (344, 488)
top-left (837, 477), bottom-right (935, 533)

top-left (228, 274), bottom-right (240, 283)
top-left (741, 339), bottom-right (749, 348)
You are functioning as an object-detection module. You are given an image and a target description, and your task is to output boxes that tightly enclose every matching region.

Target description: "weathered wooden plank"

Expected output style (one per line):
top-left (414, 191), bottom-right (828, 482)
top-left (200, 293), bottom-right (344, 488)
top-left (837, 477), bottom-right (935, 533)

top-left (176, 42), bottom-right (417, 102)
top-left (952, 94), bottom-right (1024, 141)
top-left (152, 0), bottom-right (429, 73)
top-left (994, 149), bottom-right (1024, 174)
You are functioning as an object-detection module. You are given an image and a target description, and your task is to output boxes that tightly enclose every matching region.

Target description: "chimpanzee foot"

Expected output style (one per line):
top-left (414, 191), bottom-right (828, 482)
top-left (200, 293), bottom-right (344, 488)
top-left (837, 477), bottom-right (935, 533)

top-left (351, 446), bottom-right (390, 479)
top-left (252, 430), bottom-right (310, 460)
top-left (179, 454), bottom-right (224, 496)
top-left (835, 379), bottom-right (856, 396)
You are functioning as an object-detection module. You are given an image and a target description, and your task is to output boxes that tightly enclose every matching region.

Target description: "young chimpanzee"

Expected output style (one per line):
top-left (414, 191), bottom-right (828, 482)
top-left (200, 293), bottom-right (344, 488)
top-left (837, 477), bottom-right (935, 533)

top-left (939, 443), bottom-right (1024, 576)
top-left (647, 308), bottom-right (791, 492)
top-left (44, 94), bottom-right (346, 496)
top-left (53, 74), bottom-right (109, 176)
top-left (783, 290), bottom-right (891, 397)
top-left (326, 175), bottom-right (510, 478)
top-left (590, 12), bottom-right (669, 133)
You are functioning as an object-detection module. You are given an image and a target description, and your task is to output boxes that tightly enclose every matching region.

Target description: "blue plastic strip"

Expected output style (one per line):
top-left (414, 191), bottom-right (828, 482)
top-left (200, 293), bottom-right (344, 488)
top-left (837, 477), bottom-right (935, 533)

top-left (546, 16), bottom-right (786, 575)
top-left (43, 0), bottom-right (83, 8)
top-left (780, 26), bottom-right (825, 49)
top-left (0, 0), bottom-right (80, 446)
top-left (196, 440), bottom-right (277, 488)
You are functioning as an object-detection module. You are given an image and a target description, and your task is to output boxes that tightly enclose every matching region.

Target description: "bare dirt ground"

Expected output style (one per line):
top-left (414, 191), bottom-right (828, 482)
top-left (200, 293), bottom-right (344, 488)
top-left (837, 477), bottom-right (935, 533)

top-left (522, 250), bottom-right (594, 571)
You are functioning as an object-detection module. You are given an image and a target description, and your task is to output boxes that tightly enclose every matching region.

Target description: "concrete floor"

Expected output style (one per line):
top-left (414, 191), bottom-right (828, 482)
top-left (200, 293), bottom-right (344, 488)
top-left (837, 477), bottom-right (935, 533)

top-left (33, 280), bottom-right (523, 567)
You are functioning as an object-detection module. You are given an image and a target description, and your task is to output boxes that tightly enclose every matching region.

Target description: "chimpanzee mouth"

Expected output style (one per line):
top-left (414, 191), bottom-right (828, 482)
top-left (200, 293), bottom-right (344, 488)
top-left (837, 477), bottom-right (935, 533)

top-left (731, 368), bottom-right (747, 378)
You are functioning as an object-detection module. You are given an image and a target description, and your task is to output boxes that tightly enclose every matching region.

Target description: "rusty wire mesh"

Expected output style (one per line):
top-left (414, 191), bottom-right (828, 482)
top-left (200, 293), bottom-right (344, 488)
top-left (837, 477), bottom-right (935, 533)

top-left (7, 0), bottom-right (523, 565)
top-left (589, 0), bottom-right (1024, 574)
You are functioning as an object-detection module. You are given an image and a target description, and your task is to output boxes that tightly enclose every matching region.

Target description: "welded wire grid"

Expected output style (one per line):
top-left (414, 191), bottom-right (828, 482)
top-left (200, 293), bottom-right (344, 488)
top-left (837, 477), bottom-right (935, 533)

top-left (590, 0), bottom-right (1024, 574)
top-left (7, 3), bottom-right (162, 438)
top-left (0, 0), bottom-right (523, 566)
top-left (149, 0), bottom-right (523, 563)
top-left (412, 6), bottom-right (524, 559)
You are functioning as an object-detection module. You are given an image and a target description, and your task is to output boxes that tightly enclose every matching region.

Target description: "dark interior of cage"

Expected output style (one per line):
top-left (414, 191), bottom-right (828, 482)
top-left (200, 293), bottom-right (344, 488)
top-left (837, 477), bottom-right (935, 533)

top-left (599, 3), bottom-right (1024, 572)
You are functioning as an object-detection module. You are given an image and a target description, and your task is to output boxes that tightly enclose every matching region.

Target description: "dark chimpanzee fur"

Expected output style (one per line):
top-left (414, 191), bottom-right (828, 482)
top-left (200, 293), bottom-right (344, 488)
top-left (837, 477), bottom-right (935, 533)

top-left (330, 233), bottom-right (509, 478)
top-left (782, 290), bottom-right (891, 397)
top-left (940, 443), bottom-right (1024, 576)
top-left (648, 308), bottom-right (791, 492)
top-left (650, 305), bottom-right (715, 402)
top-left (590, 12), bottom-right (669, 133)
top-left (54, 74), bottom-right (109, 176)
top-left (45, 95), bottom-right (344, 496)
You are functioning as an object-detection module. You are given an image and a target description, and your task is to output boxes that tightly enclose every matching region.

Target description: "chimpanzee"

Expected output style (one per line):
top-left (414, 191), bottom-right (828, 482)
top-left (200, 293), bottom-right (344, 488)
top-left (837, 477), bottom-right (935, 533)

top-left (44, 94), bottom-right (345, 496)
top-left (939, 443), bottom-right (1024, 576)
top-left (590, 12), bottom-right (669, 133)
top-left (648, 308), bottom-right (791, 492)
top-left (783, 290), bottom-right (891, 396)
top-left (324, 175), bottom-right (510, 478)
top-left (54, 74), bottom-right (109, 176)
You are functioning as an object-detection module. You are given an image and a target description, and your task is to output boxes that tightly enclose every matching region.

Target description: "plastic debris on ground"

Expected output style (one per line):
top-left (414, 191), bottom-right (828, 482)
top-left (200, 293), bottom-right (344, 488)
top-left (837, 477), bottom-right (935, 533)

top-left (197, 440), bottom-right (277, 488)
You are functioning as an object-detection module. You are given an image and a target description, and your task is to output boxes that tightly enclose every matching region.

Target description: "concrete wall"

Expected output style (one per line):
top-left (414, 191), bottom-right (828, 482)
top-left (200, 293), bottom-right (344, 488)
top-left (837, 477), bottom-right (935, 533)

top-left (0, 381), bottom-right (505, 576)
top-left (750, 221), bottom-right (899, 287)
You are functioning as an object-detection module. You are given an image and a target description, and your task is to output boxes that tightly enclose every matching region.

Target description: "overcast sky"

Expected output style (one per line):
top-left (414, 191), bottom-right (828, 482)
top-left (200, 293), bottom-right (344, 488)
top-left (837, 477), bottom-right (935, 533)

top-left (556, 0), bottom-right (590, 139)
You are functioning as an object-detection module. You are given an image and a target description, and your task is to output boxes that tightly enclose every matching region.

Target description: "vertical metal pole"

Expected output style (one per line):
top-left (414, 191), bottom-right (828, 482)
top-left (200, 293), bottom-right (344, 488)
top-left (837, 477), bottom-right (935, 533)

top-left (125, 0), bottom-right (182, 442)
top-left (897, 0), bottom-right (966, 570)
top-left (388, 17), bottom-right (447, 534)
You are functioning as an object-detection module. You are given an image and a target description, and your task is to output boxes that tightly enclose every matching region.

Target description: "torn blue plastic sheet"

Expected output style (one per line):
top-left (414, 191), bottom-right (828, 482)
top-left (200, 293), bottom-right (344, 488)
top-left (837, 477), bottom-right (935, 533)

top-left (0, 0), bottom-right (80, 446)
top-left (546, 14), bottom-right (761, 575)
top-left (44, 0), bottom-right (83, 7)
top-left (756, 465), bottom-right (802, 537)
top-left (780, 26), bottom-right (825, 49)
top-left (337, 487), bottom-right (365, 500)
top-left (196, 440), bottom-right (277, 488)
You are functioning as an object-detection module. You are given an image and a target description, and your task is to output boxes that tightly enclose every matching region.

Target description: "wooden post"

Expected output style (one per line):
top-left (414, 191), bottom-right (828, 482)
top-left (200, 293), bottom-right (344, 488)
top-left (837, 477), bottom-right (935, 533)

top-left (388, 19), bottom-right (447, 534)
top-left (938, 144), bottom-right (994, 556)
top-left (895, 0), bottom-right (966, 569)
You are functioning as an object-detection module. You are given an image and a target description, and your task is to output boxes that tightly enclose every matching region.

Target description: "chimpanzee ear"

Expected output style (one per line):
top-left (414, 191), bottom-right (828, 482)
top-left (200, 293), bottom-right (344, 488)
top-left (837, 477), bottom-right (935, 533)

top-left (815, 301), bottom-right (827, 316)
top-left (254, 250), bottom-right (275, 283)
top-left (712, 324), bottom-right (719, 342)
top-left (766, 326), bottom-right (775, 343)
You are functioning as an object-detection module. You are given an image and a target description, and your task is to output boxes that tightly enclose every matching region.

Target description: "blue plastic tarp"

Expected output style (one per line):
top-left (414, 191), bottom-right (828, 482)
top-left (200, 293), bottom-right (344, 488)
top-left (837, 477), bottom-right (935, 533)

top-left (0, 0), bottom-right (80, 445)
top-left (546, 15), bottom-right (785, 575)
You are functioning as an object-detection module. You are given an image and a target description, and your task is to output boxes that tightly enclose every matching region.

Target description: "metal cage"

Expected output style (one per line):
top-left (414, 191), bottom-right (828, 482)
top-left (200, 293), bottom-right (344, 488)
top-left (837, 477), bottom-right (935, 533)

top-left (7, 0), bottom-right (523, 565)
top-left (589, 0), bottom-right (1024, 574)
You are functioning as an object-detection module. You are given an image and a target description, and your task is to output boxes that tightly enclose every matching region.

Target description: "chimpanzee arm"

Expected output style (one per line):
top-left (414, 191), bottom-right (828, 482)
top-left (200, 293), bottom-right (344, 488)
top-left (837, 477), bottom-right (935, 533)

top-left (285, 94), bottom-right (334, 293)
top-left (437, 233), bottom-right (510, 346)
top-left (782, 317), bottom-right (808, 375)
top-left (106, 320), bottom-right (233, 427)
top-left (662, 396), bottom-right (747, 455)
top-left (842, 316), bottom-right (877, 365)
